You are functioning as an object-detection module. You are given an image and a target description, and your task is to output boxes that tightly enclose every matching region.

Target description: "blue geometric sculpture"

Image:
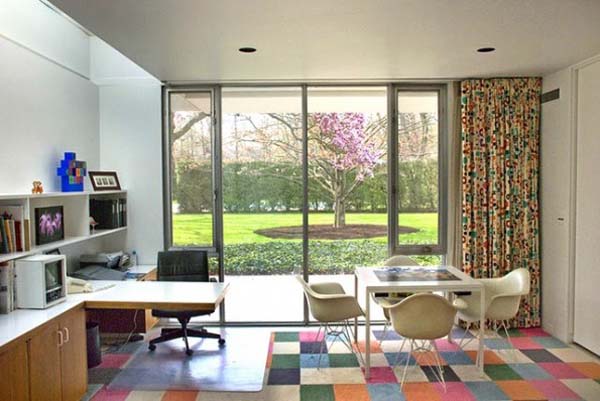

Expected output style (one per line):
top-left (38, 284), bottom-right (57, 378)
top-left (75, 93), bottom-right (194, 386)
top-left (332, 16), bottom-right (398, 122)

top-left (56, 152), bottom-right (87, 192)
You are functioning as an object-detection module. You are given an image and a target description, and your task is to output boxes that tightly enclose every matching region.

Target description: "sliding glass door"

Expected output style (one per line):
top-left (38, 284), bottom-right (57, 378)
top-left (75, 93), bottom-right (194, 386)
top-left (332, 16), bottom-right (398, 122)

top-left (306, 86), bottom-right (388, 321)
top-left (164, 84), bottom-right (447, 324)
top-left (221, 87), bottom-right (304, 322)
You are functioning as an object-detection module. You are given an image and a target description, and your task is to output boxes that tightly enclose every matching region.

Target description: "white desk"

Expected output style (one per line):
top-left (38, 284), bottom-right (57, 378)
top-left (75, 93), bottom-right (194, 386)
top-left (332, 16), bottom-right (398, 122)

top-left (0, 280), bottom-right (229, 351)
top-left (354, 265), bottom-right (485, 378)
top-left (72, 280), bottom-right (229, 311)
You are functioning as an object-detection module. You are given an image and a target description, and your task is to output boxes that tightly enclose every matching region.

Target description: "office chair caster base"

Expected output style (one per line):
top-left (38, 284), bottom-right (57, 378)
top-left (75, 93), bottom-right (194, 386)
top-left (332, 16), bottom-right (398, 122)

top-left (218, 338), bottom-right (226, 346)
top-left (148, 344), bottom-right (156, 351)
top-left (185, 349), bottom-right (194, 356)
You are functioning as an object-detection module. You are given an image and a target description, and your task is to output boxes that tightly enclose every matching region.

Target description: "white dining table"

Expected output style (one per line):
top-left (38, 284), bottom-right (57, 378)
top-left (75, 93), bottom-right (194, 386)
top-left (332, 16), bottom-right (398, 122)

top-left (354, 265), bottom-right (485, 379)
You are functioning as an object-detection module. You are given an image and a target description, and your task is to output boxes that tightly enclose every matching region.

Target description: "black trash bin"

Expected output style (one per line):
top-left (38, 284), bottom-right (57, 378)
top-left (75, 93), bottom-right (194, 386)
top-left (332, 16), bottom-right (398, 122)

top-left (86, 322), bottom-right (102, 368)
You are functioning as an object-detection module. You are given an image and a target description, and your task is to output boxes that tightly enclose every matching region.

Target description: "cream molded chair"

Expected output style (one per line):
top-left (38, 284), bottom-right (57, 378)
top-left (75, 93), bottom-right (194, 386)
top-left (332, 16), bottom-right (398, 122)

top-left (453, 268), bottom-right (530, 348)
top-left (296, 276), bottom-right (365, 367)
top-left (373, 255), bottom-right (420, 343)
top-left (383, 293), bottom-right (462, 389)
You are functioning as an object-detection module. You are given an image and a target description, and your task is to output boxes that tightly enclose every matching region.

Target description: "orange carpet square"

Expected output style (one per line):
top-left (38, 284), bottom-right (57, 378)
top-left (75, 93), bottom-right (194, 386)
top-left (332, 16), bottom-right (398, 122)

top-left (569, 362), bottom-right (600, 379)
top-left (162, 390), bottom-right (199, 401)
top-left (496, 380), bottom-right (545, 401)
top-left (413, 351), bottom-right (448, 366)
top-left (333, 384), bottom-right (370, 401)
top-left (465, 350), bottom-right (504, 365)
top-left (402, 382), bottom-right (442, 401)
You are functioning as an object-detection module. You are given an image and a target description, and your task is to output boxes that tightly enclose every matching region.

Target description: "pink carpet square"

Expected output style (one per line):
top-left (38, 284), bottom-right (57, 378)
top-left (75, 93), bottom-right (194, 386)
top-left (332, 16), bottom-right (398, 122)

top-left (518, 328), bottom-right (550, 337)
top-left (539, 363), bottom-right (587, 379)
top-left (98, 354), bottom-right (132, 369)
top-left (510, 337), bottom-right (543, 350)
top-left (300, 331), bottom-right (324, 342)
top-left (90, 387), bottom-right (130, 401)
top-left (434, 382), bottom-right (476, 401)
top-left (530, 380), bottom-right (581, 400)
top-left (434, 339), bottom-right (461, 351)
top-left (363, 367), bottom-right (397, 384)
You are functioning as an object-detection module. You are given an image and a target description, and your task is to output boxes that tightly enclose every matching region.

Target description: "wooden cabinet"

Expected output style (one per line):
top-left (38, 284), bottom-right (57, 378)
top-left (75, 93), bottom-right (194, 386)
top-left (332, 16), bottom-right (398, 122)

top-left (28, 321), bottom-right (62, 401)
top-left (27, 307), bottom-right (88, 401)
top-left (0, 340), bottom-right (29, 401)
top-left (59, 308), bottom-right (88, 401)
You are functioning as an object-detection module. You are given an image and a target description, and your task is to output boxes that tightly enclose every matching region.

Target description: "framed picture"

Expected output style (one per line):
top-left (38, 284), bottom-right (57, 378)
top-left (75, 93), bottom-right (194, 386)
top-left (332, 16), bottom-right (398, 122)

top-left (35, 206), bottom-right (64, 246)
top-left (89, 171), bottom-right (121, 191)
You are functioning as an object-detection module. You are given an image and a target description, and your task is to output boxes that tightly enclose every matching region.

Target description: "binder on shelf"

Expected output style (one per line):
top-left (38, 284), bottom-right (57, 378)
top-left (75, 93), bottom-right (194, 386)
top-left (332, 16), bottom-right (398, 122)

top-left (0, 261), bottom-right (15, 314)
top-left (90, 198), bottom-right (127, 230)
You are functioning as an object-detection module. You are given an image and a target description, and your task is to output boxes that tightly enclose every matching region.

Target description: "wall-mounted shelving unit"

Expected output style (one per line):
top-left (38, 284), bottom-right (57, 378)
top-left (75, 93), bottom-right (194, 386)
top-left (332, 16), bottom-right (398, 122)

top-left (0, 190), bottom-right (127, 263)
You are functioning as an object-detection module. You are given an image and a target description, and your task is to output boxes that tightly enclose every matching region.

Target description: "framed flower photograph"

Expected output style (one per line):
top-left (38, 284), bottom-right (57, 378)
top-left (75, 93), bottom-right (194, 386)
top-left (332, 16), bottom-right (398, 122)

top-left (89, 171), bottom-right (121, 191)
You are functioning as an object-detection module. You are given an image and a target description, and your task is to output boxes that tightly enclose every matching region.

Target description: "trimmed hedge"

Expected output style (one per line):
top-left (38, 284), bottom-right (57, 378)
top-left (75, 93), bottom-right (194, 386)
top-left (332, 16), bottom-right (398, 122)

top-left (222, 240), bottom-right (441, 275)
top-left (174, 160), bottom-right (438, 214)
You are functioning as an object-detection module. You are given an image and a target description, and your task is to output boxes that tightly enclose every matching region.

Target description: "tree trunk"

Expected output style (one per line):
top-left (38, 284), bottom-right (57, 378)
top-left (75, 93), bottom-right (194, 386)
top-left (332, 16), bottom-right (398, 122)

top-left (334, 197), bottom-right (346, 228)
top-left (333, 170), bottom-right (346, 228)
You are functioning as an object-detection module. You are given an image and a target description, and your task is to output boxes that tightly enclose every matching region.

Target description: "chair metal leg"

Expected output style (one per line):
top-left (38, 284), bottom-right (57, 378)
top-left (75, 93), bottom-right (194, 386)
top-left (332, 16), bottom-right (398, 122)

top-left (343, 320), bottom-right (364, 366)
top-left (393, 337), bottom-right (408, 367)
top-left (431, 340), bottom-right (446, 392)
top-left (380, 321), bottom-right (390, 345)
top-left (399, 339), bottom-right (414, 388)
top-left (317, 324), bottom-right (328, 369)
top-left (457, 321), bottom-right (474, 349)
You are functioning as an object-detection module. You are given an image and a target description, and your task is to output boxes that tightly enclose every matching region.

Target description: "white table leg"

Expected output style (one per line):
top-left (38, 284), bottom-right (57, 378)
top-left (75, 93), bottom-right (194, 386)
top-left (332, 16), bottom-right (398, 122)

top-left (478, 287), bottom-right (485, 374)
top-left (354, 274), bottom-right (358, 343)
top-left (365, 287), bottom-right (371, 379)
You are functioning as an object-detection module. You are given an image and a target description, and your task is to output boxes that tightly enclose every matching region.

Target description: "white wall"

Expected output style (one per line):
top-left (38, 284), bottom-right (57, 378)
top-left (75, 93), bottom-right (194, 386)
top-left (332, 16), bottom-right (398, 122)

top-left (99, 85), bottom-right (163, 264)
top-left (0, 0), bottom-right (90, 78)
top-left (540, 69), bottom-right (574, 342)
top-left (0, 35), bottom-right (99, 194)
top-left (90, 37), bottom-right (160, 85)
top-left (573, 59), bottom-right (600, 354)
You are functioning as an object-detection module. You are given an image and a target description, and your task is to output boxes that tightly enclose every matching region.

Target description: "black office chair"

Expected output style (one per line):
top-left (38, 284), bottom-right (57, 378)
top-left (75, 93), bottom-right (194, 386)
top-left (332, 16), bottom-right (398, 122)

top-left (148, 250), bottom-right (225, 355)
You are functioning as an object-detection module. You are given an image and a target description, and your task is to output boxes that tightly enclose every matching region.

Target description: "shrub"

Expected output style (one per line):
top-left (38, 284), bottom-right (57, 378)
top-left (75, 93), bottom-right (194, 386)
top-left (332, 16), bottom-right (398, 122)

top-left (222, 240), bottom-right (441, 275)
top-left (174, 160), bottom-right (438, 214)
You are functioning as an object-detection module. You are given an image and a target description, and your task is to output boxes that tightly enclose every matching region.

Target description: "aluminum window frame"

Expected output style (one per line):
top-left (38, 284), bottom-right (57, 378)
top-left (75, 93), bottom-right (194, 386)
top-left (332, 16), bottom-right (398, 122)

top-left (162, 82), bottom-right (449, 325)
top-left (390, 84), bottom-right (448, 256)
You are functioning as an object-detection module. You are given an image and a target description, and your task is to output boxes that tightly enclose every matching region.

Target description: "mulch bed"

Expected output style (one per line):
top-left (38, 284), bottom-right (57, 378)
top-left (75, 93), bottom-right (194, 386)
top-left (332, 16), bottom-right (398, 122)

top-left (255, 224), bottom-right (418, 240)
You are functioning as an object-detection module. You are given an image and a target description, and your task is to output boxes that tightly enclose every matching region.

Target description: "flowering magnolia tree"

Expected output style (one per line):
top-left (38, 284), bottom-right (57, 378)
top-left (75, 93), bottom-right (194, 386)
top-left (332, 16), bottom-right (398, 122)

top-left (309, 112), bottom-right (385, 227)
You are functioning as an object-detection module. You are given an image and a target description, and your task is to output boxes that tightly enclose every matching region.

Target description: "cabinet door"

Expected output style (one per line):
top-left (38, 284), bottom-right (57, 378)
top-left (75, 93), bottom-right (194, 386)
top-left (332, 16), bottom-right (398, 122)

top-left (0, 341), bottom-right (29, 401)
top-left (28, 322), bottom-right (62, 401)
top-left (60, 308), bottom-right (88, 401)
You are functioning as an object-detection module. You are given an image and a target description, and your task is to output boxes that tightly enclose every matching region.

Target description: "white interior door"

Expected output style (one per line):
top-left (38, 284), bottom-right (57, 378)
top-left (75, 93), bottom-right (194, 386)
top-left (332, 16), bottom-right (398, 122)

top-left (574, 59), bottom-right (600, 355)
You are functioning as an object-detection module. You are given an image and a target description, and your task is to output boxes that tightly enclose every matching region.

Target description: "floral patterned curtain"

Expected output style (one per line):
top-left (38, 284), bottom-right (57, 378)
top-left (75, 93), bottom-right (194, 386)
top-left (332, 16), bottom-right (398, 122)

top-left (461, 78), bottom-right (541, 328)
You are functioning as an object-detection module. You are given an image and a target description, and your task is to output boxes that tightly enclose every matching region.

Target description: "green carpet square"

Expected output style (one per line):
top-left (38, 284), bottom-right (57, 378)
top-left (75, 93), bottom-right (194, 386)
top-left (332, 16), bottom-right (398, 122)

top-left (275, 332), bottom-right (300, 342)
top-left (300, 384), bottom-right (335, 401)
top-left (328, 353), bottom-right (360, 368)
top-left (499, 328), bottom-right (524, 338)
top-left (484, 364), bottom-right (522, 380)
top-left (271, 354), bottom-right (300, 369)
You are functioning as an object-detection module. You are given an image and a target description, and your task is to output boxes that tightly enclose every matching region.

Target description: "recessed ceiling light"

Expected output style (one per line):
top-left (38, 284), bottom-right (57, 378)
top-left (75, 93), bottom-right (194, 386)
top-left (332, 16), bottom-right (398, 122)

top-left (239, 47), bottom-right (257, 53)
top-left (477, 47), bottom-right (496, 53)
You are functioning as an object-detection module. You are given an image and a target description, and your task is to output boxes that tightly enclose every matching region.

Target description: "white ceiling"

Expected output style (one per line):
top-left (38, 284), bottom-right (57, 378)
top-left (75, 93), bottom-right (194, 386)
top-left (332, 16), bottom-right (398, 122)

top-left (48, 0), bottom-right (600, 82)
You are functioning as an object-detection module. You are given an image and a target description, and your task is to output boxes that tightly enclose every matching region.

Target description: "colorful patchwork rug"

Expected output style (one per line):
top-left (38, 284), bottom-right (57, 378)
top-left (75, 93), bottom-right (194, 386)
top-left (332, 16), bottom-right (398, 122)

top-left (86, 327), bottom-right (600, 401)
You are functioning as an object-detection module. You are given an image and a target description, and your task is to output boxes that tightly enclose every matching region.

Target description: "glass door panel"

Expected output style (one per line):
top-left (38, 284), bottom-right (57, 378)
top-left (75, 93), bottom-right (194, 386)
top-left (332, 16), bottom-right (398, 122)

top-left (307, 86), bottom-right (388, 321)
top-left (221, 87), bottom-right (304, 322)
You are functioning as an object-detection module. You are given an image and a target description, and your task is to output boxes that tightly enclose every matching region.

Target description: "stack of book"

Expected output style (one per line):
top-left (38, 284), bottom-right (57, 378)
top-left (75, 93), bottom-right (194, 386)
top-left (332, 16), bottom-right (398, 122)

top-left (90, 198), bottom-right (127, 229)
top-left (0, 206), bottom-right (31, 254)
top-left (0, 261), bottom-right (16, 314)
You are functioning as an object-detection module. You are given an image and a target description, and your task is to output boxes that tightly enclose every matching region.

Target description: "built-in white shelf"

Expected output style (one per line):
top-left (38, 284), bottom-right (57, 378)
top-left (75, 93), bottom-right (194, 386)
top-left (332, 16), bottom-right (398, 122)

top-left (0, 190), bottom-right (127, 263)
top-left (0, 190), bottom-right (126, 201)
top-left (0, 227), bottom-right (127, 263)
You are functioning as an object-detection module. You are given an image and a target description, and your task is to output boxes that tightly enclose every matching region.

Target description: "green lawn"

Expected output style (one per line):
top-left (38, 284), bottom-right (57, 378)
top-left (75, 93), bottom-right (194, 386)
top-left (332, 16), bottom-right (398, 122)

top-left (173, 212), bottom-right (438, 246)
